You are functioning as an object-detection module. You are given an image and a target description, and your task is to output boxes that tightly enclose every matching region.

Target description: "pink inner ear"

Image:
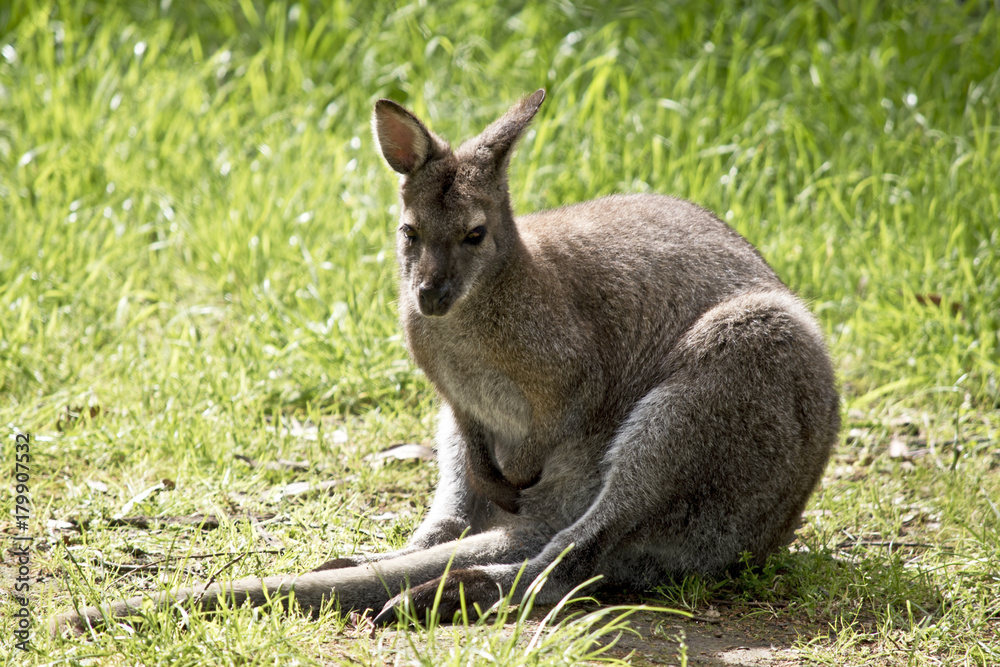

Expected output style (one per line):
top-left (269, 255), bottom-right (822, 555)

top-left (379, 111), bottom-right (427, 173)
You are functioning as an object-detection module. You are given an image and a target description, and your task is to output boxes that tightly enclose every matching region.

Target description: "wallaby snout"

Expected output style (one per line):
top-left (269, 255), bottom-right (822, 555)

top-left (418, 280), bottom-right (452, 316)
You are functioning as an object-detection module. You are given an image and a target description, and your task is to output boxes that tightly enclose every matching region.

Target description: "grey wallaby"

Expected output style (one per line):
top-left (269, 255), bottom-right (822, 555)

top-left (52, 89), bottom-right (839, 635)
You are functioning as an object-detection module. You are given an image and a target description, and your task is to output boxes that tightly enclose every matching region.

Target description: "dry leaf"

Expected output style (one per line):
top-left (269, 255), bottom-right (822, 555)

top-left (888, 436), bottom-right (910, 459)
top-left (115, 481), bottom-right (167, 518)
top-left (364, 443), bottom-right (434, 468)
top-left (277, 477), bottom-right (354, 499)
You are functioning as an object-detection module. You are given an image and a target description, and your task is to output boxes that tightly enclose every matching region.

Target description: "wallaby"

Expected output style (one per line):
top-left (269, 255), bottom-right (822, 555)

top-left (52, 89), bottom-right (839, 635)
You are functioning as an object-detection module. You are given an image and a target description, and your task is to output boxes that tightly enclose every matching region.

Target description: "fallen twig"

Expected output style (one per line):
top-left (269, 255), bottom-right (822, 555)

top-left (108, 512), bottom-right (276, 530)
top-left (94, 549), bottom-right (285, 589)
top-left (837, 539), bottom-right (936, 550)
top-left (710, 599), bottom-right (789, 609)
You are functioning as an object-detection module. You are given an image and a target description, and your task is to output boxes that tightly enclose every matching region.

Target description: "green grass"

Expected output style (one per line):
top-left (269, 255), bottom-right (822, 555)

top-left (1, 0), bottom-right (998, 664)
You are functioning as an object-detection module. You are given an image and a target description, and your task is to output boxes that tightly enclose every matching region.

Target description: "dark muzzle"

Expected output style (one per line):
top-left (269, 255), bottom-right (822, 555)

top-left (418, 282), bottom-right (452, 316)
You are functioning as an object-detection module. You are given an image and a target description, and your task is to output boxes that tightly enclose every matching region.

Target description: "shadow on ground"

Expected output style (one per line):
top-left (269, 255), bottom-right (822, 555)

top-left (599, 606), bottom-right (802, 667)
top-left (590, 545), bottom-right (950, 666)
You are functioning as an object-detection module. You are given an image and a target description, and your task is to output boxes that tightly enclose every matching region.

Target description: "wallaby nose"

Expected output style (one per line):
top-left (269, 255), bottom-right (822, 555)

top-left (418, 282), bottom-right (451, 316)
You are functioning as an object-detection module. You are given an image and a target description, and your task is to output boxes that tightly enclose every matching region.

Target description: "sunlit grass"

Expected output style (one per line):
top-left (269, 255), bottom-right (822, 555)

top-left (1, 1), bottom-right (998, 665)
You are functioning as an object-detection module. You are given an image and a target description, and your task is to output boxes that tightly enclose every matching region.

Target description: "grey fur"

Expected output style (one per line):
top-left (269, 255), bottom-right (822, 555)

top-left (51, 89), bottom-right (838, 635)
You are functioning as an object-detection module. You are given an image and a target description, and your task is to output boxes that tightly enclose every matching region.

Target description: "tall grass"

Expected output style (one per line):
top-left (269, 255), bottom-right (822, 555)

top-left (2, 1), bottom-right (997, 414)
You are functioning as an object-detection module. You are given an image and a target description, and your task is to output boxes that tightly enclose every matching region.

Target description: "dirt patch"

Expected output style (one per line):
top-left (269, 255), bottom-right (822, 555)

top-left (605, 608), bottom-right (808, 666)
top-left (360, 601), bottom-right (820, 667)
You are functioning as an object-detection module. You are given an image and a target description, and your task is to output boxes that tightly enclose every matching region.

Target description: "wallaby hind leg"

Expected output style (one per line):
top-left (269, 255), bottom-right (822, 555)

top-left (377, 291), bottom-right (838, 622)
top-left (51, 526), bottom-right (549, 636)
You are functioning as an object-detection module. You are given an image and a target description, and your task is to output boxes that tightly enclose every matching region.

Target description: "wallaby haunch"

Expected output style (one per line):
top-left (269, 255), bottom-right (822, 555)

top-left (52, 89), bottom-right (839, 635)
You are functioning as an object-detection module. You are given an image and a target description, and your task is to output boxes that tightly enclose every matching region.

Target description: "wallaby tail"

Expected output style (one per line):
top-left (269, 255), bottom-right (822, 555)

top-left (50, 572), bottom-right (330, 636)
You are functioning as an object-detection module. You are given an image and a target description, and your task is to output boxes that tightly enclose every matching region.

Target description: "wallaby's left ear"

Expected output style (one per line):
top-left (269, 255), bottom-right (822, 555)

top-left (372, 99), bottom-right (439, 175)
top-left (464, 89), bottom-right (545, 172)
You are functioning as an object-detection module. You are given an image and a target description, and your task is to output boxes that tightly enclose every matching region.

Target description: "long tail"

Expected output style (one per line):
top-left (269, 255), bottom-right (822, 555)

top-left (50, 568), bottom-right (382, 635)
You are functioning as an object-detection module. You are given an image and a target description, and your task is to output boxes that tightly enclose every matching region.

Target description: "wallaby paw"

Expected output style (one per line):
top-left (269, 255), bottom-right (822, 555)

top-left (372, 592), bottom-right (407, 626)
top-left (373, 569), bottom-right (500, 626)
top-left (372, 581), bottom-right (458, 627)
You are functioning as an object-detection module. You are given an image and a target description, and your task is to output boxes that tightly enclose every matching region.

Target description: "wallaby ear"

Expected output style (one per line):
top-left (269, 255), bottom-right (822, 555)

top-left (464, 89), bottom-right (545, 172)
top-left (372, 99), bottom-right (436, 174)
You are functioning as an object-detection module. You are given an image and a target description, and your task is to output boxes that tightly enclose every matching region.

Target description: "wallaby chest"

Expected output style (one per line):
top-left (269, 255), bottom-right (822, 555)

top-left (404, 310), bottom-right (578, 489)
top-left (435, 355), bottom-right (532, 447)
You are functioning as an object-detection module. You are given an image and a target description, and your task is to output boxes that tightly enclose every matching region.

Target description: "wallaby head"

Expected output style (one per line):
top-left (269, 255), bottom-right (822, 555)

top-left (372, 90), bottom-right (545, 317)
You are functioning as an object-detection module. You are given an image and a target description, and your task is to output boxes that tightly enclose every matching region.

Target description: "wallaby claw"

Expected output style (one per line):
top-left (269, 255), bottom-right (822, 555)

top-left (372, 595), bottom-right (406, 627)
top-left (373, 576), bottom-right (470, 627)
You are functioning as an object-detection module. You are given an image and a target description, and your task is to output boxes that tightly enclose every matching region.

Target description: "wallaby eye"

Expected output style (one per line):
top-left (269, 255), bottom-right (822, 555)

top-left (400, 224), bottom-right (419, 242)
top-left (464, 226), bottom-right (486, 246)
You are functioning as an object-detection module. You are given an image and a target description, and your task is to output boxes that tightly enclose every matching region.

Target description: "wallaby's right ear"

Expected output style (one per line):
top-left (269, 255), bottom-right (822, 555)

top-left (463, 89), bottom-right (545, 175)
top-left (372, 99), bottom-right (437, 175)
